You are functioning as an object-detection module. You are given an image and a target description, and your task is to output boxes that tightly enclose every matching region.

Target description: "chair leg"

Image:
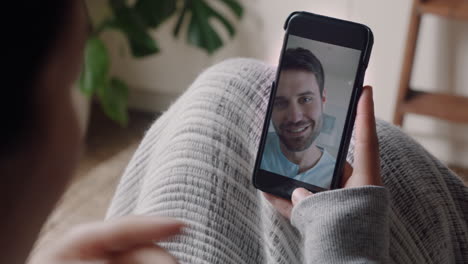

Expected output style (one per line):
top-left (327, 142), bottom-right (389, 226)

top-left (393, 0), bottom-right (423, 127)
top-left (393, 110), bottom-right (405, 126)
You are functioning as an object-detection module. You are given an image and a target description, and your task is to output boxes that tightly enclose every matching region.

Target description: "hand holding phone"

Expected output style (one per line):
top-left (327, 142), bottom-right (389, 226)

top-left (253, 12), bottom-right (374, 199)
top-left (263, 85), bottom-right (381, 219)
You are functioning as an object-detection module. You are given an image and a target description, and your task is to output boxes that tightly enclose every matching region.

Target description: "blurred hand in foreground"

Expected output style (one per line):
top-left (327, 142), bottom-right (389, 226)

top-left (29, 215), bottom-right (184, 264)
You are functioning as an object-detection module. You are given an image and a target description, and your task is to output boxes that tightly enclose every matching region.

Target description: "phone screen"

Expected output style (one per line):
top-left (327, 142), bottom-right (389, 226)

top-left (259, 35), bottom-right (362, 190)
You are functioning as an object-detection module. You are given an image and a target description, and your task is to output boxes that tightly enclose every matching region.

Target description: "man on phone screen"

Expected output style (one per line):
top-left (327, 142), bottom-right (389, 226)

top-left (261, 47), bottom-right (336, 189)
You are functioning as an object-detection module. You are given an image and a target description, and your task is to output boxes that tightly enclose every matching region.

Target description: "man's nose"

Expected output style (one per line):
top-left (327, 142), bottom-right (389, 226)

top-left (286, 103), bottom-right (303, 123)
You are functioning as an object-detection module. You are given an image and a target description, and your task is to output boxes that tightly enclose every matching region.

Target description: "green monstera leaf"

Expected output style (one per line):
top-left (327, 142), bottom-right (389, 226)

top-left (97, 77), bottom-right (129, 126)
top-left (134, 0), bottom-right (176, 28)
top-left (109, 0), bottom-right (159, 57)
top-left (174, 0), bottom-right (243, 54)
top-left (79, 37), bottom-right (109, 97)
top-left (81, 0), bottom-right (243, 126)
top-left (219, 0), bottom-right (244, 18)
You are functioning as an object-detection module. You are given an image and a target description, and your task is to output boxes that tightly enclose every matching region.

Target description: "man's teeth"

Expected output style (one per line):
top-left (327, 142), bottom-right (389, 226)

top-left (288, 126), bottom-right (307, 133)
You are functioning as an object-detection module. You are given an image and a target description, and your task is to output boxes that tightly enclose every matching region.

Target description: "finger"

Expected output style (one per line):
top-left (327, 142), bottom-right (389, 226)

top-left (291, 188), bottom-right (313, 207)
top-left (114, 245), bottom-right (179, 264)
top-left (341, 162), bottom-right (354, 187)
top-left (61, 215), bottom-right (185, 259)
top-left (263, 192), bottom-right (293, 219)
top-left (353, 86), bottom-right (381, 185)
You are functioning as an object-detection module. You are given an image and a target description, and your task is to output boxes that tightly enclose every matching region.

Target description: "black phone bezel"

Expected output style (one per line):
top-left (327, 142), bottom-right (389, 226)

top-left (252, 11), bottom-right (374, 199)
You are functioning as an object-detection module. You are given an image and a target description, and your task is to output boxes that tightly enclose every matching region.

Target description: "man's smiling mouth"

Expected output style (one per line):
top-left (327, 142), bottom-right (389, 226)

top-left (286, 126), bottom-right (309, 133)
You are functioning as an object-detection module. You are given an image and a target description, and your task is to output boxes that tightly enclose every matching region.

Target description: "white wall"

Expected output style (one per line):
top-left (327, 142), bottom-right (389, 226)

top-left (102, 0), bottom-right (468, 167)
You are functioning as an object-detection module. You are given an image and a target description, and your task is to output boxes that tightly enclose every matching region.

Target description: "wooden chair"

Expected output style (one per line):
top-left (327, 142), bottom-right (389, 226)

top-left (393, 0), bottom-right (468, 126)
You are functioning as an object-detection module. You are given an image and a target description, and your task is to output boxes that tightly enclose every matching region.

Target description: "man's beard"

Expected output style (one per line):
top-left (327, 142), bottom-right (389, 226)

top-left (275, 117), bottom-right (322, 152)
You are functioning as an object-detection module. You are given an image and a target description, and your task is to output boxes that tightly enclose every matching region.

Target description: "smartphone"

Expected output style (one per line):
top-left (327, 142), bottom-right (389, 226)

top-left (253, 11), bottom-right (373, 199)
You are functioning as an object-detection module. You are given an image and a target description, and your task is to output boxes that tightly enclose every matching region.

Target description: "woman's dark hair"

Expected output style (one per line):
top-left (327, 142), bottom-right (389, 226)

top-left (281, 47), bottom-right (325, 96)
top-left (2, 1), bottom-right (72, 154)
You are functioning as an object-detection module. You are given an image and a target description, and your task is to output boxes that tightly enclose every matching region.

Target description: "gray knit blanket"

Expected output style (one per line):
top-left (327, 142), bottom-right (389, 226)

top-left (107, 59), bottom-right (468, 263)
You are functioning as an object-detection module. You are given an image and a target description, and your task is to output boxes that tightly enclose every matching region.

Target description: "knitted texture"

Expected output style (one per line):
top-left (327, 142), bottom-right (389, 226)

top-left (106, 58), bottom-right (468, 263)
top-left (291, 186), bottom-right (390, 263)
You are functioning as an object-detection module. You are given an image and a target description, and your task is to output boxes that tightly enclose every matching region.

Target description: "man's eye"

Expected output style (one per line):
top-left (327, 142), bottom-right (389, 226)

top-left (299, 97), bottom-right (313, 104)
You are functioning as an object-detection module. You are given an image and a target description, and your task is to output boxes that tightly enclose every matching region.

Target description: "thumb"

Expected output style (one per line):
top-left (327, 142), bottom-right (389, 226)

top-left (350, 85), bottom-right (381, 186)
top-left (58, 215), bottom-right (184, 259)
top-left (291, 188), bottom-right (313, 207)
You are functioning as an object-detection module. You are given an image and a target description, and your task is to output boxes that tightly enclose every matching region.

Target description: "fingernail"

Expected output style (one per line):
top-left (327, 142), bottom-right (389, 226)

top-left (292, 188), bottom-right (313, 204)
top-left (363, 85), bottom-right (372, 94)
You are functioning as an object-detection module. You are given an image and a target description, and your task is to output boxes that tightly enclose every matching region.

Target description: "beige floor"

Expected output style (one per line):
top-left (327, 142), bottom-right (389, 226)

top-left (29, 106), bottom-right (468, 260)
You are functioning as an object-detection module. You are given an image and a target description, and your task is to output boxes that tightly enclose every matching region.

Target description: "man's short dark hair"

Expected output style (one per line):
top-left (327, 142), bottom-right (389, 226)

top-left (282, 47), bottom-right (325, 95)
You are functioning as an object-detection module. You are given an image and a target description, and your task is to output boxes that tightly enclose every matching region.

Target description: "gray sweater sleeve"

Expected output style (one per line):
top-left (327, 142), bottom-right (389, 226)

top-left (291, 186), bottom-right (390, 263)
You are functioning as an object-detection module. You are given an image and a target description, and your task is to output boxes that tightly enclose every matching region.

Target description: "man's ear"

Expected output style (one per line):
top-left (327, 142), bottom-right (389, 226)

top-left (322, 89), bottom-right (327, 103)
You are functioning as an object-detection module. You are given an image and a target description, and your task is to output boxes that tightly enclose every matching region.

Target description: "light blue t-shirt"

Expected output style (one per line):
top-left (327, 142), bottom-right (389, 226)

top-left (260, 132), bottom-right (336, 189)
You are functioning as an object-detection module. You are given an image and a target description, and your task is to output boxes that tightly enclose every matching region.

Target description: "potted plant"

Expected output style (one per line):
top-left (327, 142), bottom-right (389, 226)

top-left (80, 0), bottom-right (244, 126)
